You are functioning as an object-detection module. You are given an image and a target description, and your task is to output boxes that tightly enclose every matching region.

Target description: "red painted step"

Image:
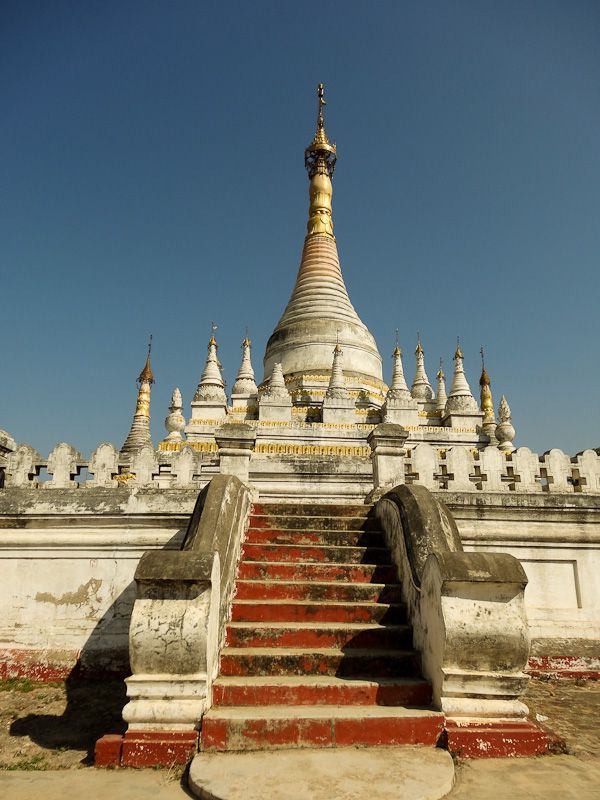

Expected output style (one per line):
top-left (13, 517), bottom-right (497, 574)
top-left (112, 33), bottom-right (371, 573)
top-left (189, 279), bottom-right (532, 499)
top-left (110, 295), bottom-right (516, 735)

top-left (249, 515), bottom-right (380, 532)
top-left (211, 676), bottom-right (432, 707)
top-left (225, 622), bottom-right (413, 650)
top-left (237, 561), bottom-right (397, 583)
top-left (245, 528), bottom-right (385, 546)
top-left (234, 580), bottom-right (402, 603)
top-left (202, 706), bottom-right (444, 752)
top-left (241, 543), bottom-right (392, 564)
top-left (219, 647), bottom-right (420, 677)
top-left (230, 600), bottom-right (406, 624)
top-left (252, 503), bottom-right (371, 517)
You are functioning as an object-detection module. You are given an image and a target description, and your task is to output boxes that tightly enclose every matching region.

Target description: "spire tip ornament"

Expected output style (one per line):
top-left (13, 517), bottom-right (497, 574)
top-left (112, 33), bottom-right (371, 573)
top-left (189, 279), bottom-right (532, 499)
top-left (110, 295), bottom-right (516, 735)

top-left (455, 337), bottom-right (463, 361)
top-left (138, 335), bottom-right (154, 385)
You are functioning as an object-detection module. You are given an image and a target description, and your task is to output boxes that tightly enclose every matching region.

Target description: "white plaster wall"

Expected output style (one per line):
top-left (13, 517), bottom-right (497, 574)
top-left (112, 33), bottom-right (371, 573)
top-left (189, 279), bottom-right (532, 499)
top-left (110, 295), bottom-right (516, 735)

top-left (0, 525), bottom-right (185, 674)
top-left (462, 540), bottom-right (600, 647)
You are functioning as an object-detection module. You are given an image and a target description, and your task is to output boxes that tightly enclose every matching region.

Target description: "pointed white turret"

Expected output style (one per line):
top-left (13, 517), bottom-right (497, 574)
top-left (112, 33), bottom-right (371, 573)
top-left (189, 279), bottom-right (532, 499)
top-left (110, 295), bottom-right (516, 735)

top-left (231, 337), bottom-right (259, 420)
top-left (263, 362), bottom-right (289, 399)
top-left (325, 344), bottom-right (350, 400)
top-left (259, 362), bottom-right (292, 422)
top-left (388, 346), bottom-right (412, 401)
top-left (411, 339), bottom-right (433, 401)
top-left (232, 338), bottom-right (258, 396)
top-left (435, 361), bottom-right (447, 413)
top-left (194, 336), bottom-right (226, 403)
top-left (323, 344), bottom-right (355, 423)
top-left (382, 345), bottom-right (419, 426)
top-left (186, 335), bottom-right (229, 437)
top-left (445, 340), bottom-right (478, 414)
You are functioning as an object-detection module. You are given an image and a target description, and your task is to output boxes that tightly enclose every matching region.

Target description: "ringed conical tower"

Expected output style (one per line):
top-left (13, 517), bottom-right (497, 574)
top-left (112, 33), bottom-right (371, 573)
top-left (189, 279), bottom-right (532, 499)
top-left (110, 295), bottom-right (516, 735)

top-left (263, 84), bottom-right (385, 407)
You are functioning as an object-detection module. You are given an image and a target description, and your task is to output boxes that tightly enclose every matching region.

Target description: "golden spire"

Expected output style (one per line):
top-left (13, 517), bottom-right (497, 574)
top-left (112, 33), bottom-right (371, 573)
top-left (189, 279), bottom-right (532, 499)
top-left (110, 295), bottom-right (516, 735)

top-left (122, 337), bottom-right (155, 453)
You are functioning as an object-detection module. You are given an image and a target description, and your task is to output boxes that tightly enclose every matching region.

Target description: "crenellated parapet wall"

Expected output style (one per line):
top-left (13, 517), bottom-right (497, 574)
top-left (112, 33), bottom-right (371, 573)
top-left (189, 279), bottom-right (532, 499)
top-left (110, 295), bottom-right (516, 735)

top-left (4, 436), bottom-right (600, 497)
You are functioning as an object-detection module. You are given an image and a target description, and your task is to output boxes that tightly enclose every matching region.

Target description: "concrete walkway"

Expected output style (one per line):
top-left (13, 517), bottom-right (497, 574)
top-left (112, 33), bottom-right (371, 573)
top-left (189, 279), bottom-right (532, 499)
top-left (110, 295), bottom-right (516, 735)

top-left (189, 746), bottom-right (453, 799)
top-left (1, 752), bottom-right (599, 800)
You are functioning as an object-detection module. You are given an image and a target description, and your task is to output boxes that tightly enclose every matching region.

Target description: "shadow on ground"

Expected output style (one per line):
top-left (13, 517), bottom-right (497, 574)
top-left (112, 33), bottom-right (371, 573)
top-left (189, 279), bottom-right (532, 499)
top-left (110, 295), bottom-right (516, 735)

top-left (8, 586), bottom-right (134, 765)
top-left (9, 675), bottom-right (128, 764)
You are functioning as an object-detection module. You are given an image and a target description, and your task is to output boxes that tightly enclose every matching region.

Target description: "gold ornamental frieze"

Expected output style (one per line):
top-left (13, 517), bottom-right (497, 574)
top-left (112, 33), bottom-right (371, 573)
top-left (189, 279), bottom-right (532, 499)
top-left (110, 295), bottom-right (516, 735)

top-left (158, 441), bottom-right (218, 453)
top-left (255, 443), bottom-right (369, 457)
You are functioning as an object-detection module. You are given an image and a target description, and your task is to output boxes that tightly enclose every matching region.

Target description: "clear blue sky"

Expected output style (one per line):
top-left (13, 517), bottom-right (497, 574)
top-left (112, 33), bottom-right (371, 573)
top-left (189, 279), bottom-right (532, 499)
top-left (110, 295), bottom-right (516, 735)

top-left (2, 0), bottom-right (599, 457)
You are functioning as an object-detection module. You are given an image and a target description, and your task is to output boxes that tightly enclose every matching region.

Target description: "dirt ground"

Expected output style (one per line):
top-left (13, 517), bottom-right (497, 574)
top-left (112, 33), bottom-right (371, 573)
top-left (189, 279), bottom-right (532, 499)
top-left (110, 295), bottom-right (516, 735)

top-left (0, 675), bottom-right (598, 771)
top-left (0, 676), bottom-right (127, 770)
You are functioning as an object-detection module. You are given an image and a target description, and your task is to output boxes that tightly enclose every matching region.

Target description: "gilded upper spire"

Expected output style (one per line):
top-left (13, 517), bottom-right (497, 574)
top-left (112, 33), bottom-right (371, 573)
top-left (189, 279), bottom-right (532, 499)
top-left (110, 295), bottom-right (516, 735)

top-left (305, 84), bottom-right (337, 239)
top-left (479, 347), bottom-right (494, 419)
top-left (479, 347), bottom-right (497, 442)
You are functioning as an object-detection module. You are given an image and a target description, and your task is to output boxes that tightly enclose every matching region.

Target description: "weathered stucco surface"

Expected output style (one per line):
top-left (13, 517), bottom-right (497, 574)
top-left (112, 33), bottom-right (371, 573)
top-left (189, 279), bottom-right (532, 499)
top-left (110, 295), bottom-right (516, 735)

top-left (0, 485), bottom-right (598, 679)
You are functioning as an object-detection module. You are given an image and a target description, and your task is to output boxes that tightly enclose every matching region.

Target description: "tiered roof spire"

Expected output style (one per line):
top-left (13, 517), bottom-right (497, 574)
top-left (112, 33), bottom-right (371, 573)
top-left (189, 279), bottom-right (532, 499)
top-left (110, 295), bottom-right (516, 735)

top-left (121, 337), bottom-right (154, 454)
top-left (387, 346), bottom-right (412, 401)
top-left (193, 334), bottom-right (226, 403)
top-left (325, 343), bottom-right (350, 399)
top-left (445, 338), bottom-right (478, 414)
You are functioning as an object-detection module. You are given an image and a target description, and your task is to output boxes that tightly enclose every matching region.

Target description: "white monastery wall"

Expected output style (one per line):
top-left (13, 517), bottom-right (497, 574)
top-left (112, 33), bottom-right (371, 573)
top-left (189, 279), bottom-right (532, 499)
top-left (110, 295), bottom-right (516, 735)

top-left (1, 442), bottom-right (599, 678)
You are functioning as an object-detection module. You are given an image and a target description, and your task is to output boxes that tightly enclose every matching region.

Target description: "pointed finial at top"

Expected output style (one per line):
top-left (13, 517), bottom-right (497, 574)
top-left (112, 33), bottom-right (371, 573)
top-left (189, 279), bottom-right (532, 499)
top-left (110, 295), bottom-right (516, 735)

top-left (318, 83), bottom-right (326, 123)
top-left (305, 83), bottom-right (337, 178)
top-left (437, 357), bottom-right (445, 380)
top-left (209, 321), bottom-right (218, 346)
top-left (479, 346), bottom-right (491, 386)
top-left (454, 337), bottom-right (463, 360)
top-left (138, 335), bottom-right (155, 384)
top-left (415, 332), bottom-right (423, 355)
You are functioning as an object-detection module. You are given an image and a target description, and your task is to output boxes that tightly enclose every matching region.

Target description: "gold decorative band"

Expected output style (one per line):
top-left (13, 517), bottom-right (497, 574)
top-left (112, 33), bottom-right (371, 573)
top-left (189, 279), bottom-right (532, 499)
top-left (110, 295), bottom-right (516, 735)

top-left (158, 441), bottom-right (218, 453)
top-left (255, 443), bottom-right (369, 457)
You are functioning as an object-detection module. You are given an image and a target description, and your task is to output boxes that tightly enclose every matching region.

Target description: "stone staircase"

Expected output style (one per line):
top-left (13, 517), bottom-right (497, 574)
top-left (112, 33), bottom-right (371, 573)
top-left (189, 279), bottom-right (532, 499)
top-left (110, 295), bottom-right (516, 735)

top-left (201, 502), bottom-right (444, 751)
